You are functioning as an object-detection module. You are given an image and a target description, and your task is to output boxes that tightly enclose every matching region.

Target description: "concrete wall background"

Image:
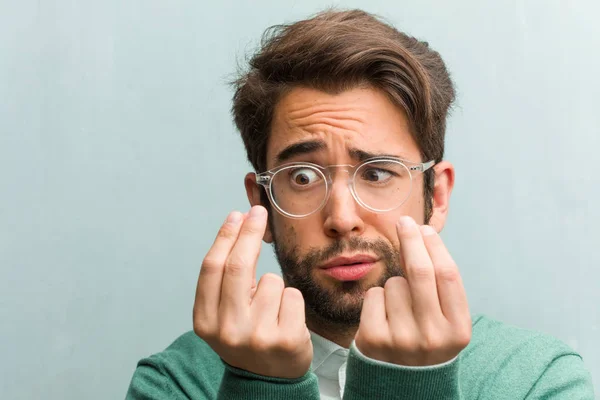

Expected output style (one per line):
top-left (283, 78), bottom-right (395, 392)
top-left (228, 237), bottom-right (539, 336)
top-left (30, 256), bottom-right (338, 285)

top-left (1, 1), bottom-right (598, 397)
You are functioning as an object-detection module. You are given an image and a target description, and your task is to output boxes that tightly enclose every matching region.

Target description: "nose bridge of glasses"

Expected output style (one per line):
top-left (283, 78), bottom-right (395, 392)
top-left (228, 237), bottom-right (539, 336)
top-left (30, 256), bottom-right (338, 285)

top-left (323, 165), bottom-right (358, 207)
top-left (324, 164), bottom-right (354, 183)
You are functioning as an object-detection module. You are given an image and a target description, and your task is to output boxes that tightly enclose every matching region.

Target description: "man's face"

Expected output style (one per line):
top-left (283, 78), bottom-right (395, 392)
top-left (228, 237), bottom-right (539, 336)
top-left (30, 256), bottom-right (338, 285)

top-left (262, 86), bottom-right (429, 328)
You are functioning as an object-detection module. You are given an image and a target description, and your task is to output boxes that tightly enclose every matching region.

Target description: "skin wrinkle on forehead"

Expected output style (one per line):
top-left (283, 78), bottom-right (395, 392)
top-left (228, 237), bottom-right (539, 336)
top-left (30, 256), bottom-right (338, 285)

top-left (285, 104), bottom-right (367, 132)
top-left (269, 88), bottom-right (416, 170)
top-left (281, 107), bottom-right (368, 157)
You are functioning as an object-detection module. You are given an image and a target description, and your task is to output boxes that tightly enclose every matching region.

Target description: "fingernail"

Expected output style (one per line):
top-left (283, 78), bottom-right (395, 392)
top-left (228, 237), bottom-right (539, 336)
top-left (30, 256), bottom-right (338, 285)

top-left (249, 206), bottom-right (266, 219)
top-left (421, 225), bottom-right (436, 236)
top-left (398, 216), bottom-right (416, 231)
top-left (226, 211), bottom-right (242, 224)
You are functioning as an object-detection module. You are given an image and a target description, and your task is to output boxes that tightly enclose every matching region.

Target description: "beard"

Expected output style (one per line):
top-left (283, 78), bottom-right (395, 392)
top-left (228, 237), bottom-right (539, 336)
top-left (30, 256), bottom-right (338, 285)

top-left (273, 233), bottom-right (404, 329)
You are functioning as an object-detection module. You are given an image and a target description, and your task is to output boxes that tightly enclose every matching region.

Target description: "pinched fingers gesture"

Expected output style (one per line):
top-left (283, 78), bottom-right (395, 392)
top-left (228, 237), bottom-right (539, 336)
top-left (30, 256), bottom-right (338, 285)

top-left (356, 216), bottom-right (471, 366)
top-left (193, 206), bottom-right (312, 378)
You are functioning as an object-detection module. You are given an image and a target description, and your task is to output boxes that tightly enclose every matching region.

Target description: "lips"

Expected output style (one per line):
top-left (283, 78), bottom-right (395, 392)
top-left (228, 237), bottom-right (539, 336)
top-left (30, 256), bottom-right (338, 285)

top-left (319, 255), bottom-right (378, 281)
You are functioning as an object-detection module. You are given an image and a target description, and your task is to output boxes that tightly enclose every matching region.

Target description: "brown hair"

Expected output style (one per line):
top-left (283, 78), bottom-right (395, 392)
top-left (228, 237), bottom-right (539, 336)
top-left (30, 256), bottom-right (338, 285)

top-left (231, 9), bottom-right (455, 221)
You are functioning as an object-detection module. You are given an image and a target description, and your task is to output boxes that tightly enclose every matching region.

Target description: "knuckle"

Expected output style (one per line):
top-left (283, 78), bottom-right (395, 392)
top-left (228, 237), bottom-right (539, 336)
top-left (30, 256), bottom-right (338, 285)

top-left (455, 334), bottom-right (471, 349)
top-left (454, 326), bottom-right (472, 348)
top-left (420, 333), bottom-right (444, 352)
top-left (201, 257), bottom-right (223, 274)
top-left (193, 319), bottom-right (212, 339)
top-left (192, 308), bottom-right (216, 337)
top-left (225, 257), bottom-right (247, 276)
top-left (218, 328), bottom-right (244, 349)
top-left (216, 225), bottom-right (238, 241)
top-left (275, 336), bottom-right (299, 353)
top-left (410, 264), bottom-right (433, 280)
top-left (390, 329), bottom-right (417, 348)
top-left (359, 327), bottom-right (388, 347)
top-left (436, 265), bottom-right (461, 282)
top-left (248, 331), bottom-right (273, 352)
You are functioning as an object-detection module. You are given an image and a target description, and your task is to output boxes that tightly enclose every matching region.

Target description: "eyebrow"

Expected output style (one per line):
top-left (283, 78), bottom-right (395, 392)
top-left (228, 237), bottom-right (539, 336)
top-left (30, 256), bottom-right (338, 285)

top-left (348, 148), bottom-right (410, 162)
top-left (274, 140), bottom-right (410, 165)
top-left (275, 140), bottom-right (327, 163)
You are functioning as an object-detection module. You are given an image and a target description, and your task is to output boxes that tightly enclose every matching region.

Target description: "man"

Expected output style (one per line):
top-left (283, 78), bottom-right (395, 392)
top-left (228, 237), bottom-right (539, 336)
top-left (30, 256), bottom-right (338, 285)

top-left (126, 9), bottom-right (595, 399)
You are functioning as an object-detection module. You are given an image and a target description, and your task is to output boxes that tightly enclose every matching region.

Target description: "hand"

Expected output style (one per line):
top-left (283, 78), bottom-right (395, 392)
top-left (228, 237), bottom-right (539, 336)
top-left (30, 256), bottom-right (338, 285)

top-left (193, 206), bottom-right (313, 379)
top-left (354, 216), bottom-right (471, 366)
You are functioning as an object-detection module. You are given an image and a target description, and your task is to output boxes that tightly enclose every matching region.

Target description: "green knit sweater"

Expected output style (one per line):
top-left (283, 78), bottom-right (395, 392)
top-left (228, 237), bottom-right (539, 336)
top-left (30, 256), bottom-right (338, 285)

top-left (126, 314), bottom-right (595, 399)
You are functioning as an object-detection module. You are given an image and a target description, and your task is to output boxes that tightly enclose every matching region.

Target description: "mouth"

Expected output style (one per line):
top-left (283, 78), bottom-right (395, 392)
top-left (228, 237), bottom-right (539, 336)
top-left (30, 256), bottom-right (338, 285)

top-left (319, 254), bottom-right (378, 281)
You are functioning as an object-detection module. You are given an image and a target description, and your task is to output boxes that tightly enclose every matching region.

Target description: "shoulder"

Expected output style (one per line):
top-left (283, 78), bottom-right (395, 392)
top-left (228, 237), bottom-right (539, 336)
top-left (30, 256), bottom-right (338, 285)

top-left (468, 314), bottom-right (578, 359)
top-left (461, 314), bottom-right (594, 399)
top-left (127, 332), bottom-right (224, 399)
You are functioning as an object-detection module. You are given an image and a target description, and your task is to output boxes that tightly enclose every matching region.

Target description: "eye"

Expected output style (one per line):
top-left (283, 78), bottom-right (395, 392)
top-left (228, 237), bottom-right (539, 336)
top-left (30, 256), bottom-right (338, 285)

top-left (361, 168), bottom-right (393, 182)
top-left (290, 168), bottom-right (321, 186)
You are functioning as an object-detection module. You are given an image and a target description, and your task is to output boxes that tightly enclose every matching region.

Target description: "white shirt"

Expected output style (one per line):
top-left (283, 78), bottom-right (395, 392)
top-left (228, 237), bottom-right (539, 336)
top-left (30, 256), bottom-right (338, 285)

top-left (310, 331), bottom-right (458, 400)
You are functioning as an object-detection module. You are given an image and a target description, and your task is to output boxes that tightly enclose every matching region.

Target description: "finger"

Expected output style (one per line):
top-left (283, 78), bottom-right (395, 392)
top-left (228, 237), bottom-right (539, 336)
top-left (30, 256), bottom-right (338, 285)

top-left (396, 216), bottom-right (443, 321)
top-left (356, 287), bottom-right (387, 355)
top-left (420, 225), bottom-right (470, 325)
top-left (360, 287), bottom-right (387, 325)
top-left (239, 212), bottom-right (258, 290)
top-left (220, 206), bottom-right (268, 314)
top-left (384, 276), bottom-right (415, 329)
top-left (278, 287), bottom-right (308, 339)
top-left (242, 212), bottom-right (259, 287)
top-left (239, 211), bottom-right (258, 289)
top-left (250, 273), bottom-right (284, 325)
top-left (195, 211), bottom-right (244, 315)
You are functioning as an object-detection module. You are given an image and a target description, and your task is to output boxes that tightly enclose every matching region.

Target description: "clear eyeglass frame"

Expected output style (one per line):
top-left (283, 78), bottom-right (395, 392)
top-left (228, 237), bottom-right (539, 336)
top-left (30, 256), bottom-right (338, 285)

top-left (255, 156), bottom-right (435, 219)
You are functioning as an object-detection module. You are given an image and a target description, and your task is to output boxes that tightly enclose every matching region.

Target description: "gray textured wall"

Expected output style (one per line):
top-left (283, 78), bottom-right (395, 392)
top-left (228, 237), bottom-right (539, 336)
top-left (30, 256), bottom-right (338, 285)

top-left (1, 1), bottom-right (598, 398)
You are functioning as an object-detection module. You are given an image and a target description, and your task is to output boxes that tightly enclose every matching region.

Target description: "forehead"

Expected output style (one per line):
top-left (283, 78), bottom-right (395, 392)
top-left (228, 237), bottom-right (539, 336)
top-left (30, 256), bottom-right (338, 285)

top-left (266, 86), bottom-right (420, 168)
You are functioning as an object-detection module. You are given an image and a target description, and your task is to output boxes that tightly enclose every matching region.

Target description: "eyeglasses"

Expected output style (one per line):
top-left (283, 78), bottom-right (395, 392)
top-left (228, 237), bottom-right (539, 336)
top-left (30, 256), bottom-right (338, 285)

top-left (255, 157), bottom-right (435, 218)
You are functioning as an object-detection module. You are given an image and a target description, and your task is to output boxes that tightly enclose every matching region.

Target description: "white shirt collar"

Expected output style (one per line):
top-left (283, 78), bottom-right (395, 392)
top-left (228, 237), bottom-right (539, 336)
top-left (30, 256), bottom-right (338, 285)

top-left (310, 330), bottom-right (347, 371)
top-left (310, 330), bottom-right (349, 399)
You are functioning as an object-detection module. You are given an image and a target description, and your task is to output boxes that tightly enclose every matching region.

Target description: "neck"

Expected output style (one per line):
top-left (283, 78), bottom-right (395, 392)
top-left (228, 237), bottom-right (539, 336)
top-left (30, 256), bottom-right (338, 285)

top-left (305, 311), bottom-right (358, 348)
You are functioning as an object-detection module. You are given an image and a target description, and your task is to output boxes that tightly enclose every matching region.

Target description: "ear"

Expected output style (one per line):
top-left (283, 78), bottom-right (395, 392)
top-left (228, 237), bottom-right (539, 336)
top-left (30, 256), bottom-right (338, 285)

top-left (244, 172), bottom-right (273, 243)
top-left (428, 161), bottom-right (455, 233)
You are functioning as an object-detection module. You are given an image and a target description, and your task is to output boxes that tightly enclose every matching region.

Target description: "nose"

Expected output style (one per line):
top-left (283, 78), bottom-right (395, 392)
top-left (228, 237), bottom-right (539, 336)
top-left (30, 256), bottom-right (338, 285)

top-left (322, 172), bottom-right (365, 238)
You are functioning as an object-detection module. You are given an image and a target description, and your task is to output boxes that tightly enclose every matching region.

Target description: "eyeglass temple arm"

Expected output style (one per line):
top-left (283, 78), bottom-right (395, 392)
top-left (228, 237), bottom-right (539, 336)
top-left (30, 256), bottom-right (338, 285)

top-left (408, 160), bottom-right (436, 173)
top-left (255, 173), bottom-right (270, 186)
